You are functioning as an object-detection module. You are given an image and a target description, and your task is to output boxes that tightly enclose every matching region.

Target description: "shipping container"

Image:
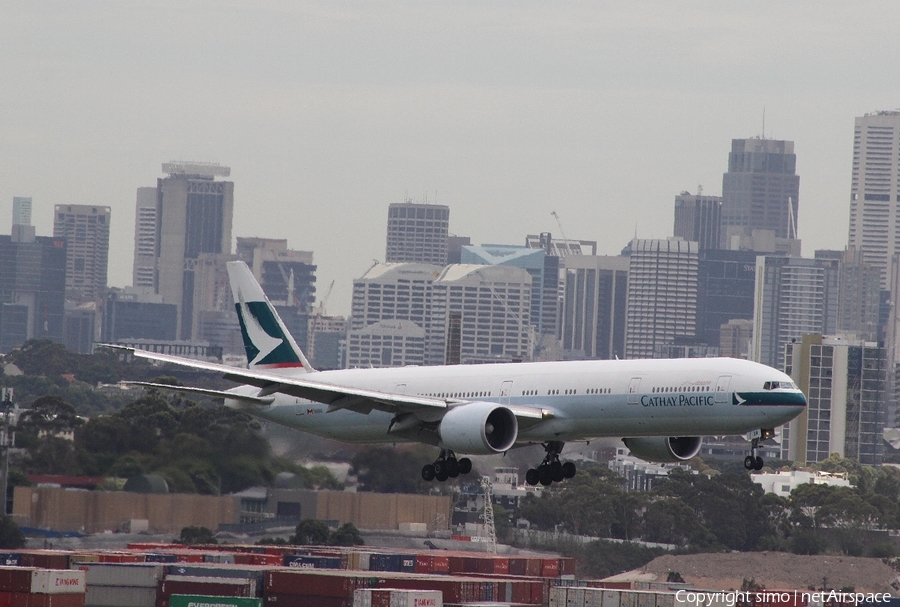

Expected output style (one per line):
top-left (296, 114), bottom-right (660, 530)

top-left (168, 596), bottom-right (263, 607)
top-left (353, 588), bottom-right (443, 607)
top-left (83, 585), bottom-right (156, 607)
top-left (19, 552), bottom-right (71, 571)
top-left (283, 555), bottom-right (343, 570)
top-left (158, 577), bottom-right (253, 599)
top-left (70, 563), bottom-right (164, 588)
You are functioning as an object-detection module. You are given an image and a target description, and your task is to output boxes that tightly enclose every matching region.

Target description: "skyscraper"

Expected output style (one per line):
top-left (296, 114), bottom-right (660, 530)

top-left (53, 204), bottom-right (111, 302)
top-left (751, 255), bottom-right (840, 370)
top-left (674, 191), bottom-right (722, 251)
top-left (847, 111), bottom-right (900, 289)
top-left (560, 255), bottom-right (629, 360)
top-left (695, 249), bottom-right (758, 349)
top-left (783, 334), bottom-right (884, 466)
top-left (721, 138), bottom-right (800, 246)
top-left (133, 162), bottom-right (234, 340)
top-left (385, 201), bottom-right (449, 265)
top-left (624, 238), bottom-right (698, 359)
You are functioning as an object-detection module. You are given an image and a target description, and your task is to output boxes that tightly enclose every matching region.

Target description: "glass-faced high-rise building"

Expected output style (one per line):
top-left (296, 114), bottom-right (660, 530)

top-left (848, 111), bottom-right (900, 290)
top-left (721, 138), bottom-right (800, 247)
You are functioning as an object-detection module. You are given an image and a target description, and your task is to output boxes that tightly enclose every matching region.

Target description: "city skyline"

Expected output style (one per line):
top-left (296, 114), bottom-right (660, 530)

top-left (3, 3), bottom-right (900, 316)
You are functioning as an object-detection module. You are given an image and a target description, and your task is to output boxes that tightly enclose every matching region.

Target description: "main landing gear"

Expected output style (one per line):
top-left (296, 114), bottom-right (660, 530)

top-left (422, 449), bottom-right (473, 482)
top-left (744, 429), bottom-right (775, 471)
top-left (525, 441), bottom-right (576, 487)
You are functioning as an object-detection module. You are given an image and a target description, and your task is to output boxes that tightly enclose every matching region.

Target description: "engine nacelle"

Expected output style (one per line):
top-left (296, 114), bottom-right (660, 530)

top-left (622, 436), bottom-right (702, 463)
top-left (438, 402), bottom-right (518, 455)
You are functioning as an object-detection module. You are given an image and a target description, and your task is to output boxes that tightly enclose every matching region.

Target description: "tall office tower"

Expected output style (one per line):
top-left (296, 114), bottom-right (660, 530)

top-left (674, 191), bottom-right (722, 251)
top-left (53, 205), bottom-right (111, 302)
top-left (308, 314), bottom-right (348, 370)
top-left (132, 187), bottom-right (158, 289)
top-left (347, 263), bottom-right (441, 368)
top-left (385, 201), bottom-right (449, 265)
top-left (428, 264), bottom-right (533, 365)
top-left (12, 197), bottom-right (35, 243)
top-left (12, 197), bottom-right (32, 227)
top-left (235, 237), bottom-right (316, 309)
top-left (695, 250), bottom-right (758, 349)
top-left (0, 231), bottom-right (66, 353)
top-left (719, 319), bottom-right (753, 359)
top-left (102, 287), bottom-right (178, 343)
top-left (848, 111), bottom-right (900, 289)
top-left (833, 247), bottom-right (881, 342)
top-left (133, 162), bottom-right (234, 340)
top-left (624, 238), bottom-right (698, 360)
top-left (783, 334), bottom-right (884, 465)
top-left (559, 255), bottom-right (629, 360)
top-left (460, 244), bottom-right (559, 338)
top-left (721, 138), bottom-right (800, 247)
top-left (751, 255), bottom-right (841, 370)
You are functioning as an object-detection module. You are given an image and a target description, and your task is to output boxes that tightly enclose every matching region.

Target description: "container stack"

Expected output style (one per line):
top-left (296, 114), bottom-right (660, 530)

top-left (0, 566), bottom-right (86, 607)
top-left (73, 562), bottom-right (164, 607)
top-left (353, 588), bottom-right (443, 607)
top-left (157, 575), bottom-right (255, 607)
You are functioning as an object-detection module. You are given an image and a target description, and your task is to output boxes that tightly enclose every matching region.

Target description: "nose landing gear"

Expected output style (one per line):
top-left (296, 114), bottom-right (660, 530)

top-left (422, 449), bottom-right (473, 482)
top-left (525, 441), bottom-right (576, 486)
top-left (743, 429), bottom-right (774, 471)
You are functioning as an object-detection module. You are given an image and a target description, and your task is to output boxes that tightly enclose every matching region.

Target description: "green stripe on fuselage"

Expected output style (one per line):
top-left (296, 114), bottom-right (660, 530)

top-left (734, 391), bottom-right (807, 406)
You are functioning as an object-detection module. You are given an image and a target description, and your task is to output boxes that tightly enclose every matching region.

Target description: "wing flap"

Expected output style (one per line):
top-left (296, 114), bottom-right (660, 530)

top-left (123, 381), bottom-right (275, 406)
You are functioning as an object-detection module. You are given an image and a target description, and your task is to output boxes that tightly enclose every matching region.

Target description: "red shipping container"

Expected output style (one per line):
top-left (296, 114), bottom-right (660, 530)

top-left (559, 557), bottom-right (576, 576)
top-left (98, 552), bottom-right (144, 563)
top-left (17, 553), bottom-right (70, 571)
top-left (540, 558), bottom-right (559, 578)
top-left (429, 556), bottom-right (449, 574)
top-left (414, 556), bottom-right (432, 574)
top-left (264, 594), bottom-right (350, 607)
top-left (9, 594), bottom-right (85, 607)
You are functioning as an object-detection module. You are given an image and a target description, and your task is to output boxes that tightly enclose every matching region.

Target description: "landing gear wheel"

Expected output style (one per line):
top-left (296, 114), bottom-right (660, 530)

top-left (745, 434), bottom-right (765, 472)
top-left (525, 469), bottom-right (540, 486)
top-left (422, 464), bottom-right (435, 481)
top-left (562, 462), bottom-right (576, 479)
top-left (744, 455), bottom-right (755, 470)
top-left (753, 456), bottom-right (764, 471)
top-left (458, 458), bottom-right (472, 475)
top-left (538, 465), bottom-right (553, 486)
top-left (550, 461), bottom-right (564, 482)
top-left (435, 470), bottom-right (448, 482)
top-left (446, 457), bottom-right (460, 478)
top-left (433, 460), bottom-right (447, 477)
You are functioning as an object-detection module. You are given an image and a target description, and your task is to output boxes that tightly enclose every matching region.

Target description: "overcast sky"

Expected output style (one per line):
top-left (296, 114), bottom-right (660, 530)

top-left (2, 1), bottom-right (900, 315)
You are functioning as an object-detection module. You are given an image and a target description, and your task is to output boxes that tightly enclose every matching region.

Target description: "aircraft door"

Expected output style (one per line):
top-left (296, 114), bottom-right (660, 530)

top-left (499, 381), bottom-right (513, 405)
top-left (715, 375), bottom-right (732, 403)
top-left (627, 377), bottom-right (641, 404)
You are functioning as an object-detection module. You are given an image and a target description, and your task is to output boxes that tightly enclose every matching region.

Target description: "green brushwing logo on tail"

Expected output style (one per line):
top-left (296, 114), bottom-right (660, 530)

top-left (235, 300), bottom-right (303, 368)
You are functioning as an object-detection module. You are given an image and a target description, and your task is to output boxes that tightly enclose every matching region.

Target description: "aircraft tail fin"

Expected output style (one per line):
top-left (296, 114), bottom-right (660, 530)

top-left (226, 260), bottom-right (316, 374)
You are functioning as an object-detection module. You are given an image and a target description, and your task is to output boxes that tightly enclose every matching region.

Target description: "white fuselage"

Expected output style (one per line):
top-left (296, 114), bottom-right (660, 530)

top-left (224, 356), bottom-right (806, 450)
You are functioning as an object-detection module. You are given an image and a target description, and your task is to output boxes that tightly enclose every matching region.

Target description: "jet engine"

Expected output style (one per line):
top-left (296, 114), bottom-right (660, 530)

top-left (438, 402), bottom-right (518, 454)
top-left (622, 436), bottom-right (702, 463)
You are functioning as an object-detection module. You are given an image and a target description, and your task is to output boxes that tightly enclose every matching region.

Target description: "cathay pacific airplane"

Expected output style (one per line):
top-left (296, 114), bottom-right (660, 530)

top-left (114, 261), bottom-right (806, 486)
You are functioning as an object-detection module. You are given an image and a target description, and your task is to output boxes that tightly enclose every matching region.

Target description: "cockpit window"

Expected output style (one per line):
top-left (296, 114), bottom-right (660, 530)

top-left (764, 380), bottom-right (797, 390)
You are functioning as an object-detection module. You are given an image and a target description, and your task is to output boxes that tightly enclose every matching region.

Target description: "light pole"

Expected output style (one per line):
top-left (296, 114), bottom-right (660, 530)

top-left (0, 388), bottom-right (15, 515)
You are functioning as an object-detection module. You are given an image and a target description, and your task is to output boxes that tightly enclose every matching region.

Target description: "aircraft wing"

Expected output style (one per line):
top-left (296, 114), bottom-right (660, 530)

top-left (107, 345), bottom-right (448, 415)
top-left (109, 345), bottom-right (550, 425)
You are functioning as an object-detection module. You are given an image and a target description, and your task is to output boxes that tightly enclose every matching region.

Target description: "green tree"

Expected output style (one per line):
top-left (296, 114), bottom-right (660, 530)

top-left (350, 445), bottom-right (438, 494)
top-left (178, 526), bottom-right (217, 545)
top-left (329, 522), bottom-right (364, 546)
top-left (290, 519), bottom-right (331, 545)
top-left (0, 515), bottom-right (25, 549)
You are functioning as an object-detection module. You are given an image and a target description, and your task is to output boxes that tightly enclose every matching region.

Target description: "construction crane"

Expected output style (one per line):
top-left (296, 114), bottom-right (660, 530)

top-left (480, 476), bottom-right (498, 554)
top-left (550, 210), bottom-right (574, 256)
top-left (313, 280), bottom-right (335, 316)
